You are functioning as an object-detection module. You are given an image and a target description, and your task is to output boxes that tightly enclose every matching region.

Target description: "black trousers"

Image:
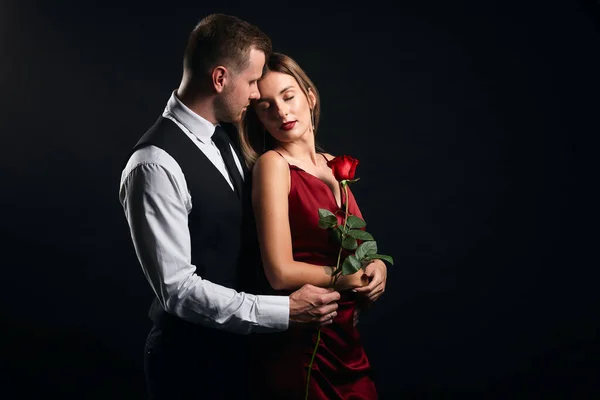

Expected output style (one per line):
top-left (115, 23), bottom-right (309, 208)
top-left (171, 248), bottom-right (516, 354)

top-left (143, 319), bottom-right (254, 399)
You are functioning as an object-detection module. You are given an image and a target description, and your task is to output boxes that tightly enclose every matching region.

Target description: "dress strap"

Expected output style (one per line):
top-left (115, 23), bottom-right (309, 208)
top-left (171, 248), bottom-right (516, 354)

top-left (318, 152), bottom-right (330, 163)
top-left (272, 149), bottom-right (290, 164)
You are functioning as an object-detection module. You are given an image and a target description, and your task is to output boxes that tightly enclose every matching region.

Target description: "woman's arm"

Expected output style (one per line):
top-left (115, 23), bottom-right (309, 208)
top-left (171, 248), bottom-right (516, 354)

top-left (252, 151), bottom-right (364, 291)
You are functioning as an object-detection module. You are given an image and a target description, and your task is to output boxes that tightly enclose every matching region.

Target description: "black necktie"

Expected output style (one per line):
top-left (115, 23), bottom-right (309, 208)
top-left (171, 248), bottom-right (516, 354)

top-left (212, 125), bottom-right (243, 197)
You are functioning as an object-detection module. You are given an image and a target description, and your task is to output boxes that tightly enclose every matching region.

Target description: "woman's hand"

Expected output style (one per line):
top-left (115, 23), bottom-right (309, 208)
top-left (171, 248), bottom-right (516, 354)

top-left (334, 269), bottom-right (368, 291)
top-left (352, 259), bottom-right (387, 302)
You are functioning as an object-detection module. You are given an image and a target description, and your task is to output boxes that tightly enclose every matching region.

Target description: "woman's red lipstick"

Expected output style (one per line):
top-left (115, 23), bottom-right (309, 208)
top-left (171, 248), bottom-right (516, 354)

top-left (280, 121), bottom-right (296, 131)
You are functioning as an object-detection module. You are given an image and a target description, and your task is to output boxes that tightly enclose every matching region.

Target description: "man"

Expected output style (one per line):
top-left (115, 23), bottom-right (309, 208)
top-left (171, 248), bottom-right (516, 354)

top-left (119, 13), bottom-right (386, 399)
top-left (119, 14), bottom-right (341, 399)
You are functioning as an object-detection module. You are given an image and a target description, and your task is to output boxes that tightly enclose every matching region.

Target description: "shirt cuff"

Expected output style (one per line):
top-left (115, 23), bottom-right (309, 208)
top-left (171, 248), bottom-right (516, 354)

top-left (254, 295), bottom-right (289, 332)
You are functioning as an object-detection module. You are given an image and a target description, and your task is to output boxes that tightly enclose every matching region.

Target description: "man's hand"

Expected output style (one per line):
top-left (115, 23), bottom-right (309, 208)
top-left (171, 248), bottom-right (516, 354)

top-left (289, 284), bottom-right (341, 328)
top-left (353, 259), bottom-right (387, 302)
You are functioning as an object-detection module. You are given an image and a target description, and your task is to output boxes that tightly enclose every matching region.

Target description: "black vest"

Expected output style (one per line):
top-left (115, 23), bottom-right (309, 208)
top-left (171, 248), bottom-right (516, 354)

top-left (128, 117), bottom-right (263, 329)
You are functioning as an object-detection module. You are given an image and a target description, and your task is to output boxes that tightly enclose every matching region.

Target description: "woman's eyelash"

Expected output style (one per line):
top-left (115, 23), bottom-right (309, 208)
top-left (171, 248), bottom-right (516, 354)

top-left (259, 96), bottom-right (294, 110)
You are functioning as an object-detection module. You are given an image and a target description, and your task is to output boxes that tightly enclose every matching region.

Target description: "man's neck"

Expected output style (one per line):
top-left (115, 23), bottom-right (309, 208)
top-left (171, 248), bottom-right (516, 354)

top-left (176, 85), bottom-right (217, 125)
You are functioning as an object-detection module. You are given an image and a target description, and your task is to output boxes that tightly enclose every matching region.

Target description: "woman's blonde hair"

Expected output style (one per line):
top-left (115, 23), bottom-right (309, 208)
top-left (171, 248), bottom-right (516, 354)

top-left (239, 52), bottom-right (322, 169)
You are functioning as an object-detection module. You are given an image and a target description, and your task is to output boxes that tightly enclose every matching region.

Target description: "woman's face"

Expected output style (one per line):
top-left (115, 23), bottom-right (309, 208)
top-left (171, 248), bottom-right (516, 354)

top-left (253, 71), bottom-right (315, 145)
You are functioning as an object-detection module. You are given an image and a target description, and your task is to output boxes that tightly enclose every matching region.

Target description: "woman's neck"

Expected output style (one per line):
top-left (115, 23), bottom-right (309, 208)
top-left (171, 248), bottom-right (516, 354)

top-left (275, 130), bottom-right (319, 166)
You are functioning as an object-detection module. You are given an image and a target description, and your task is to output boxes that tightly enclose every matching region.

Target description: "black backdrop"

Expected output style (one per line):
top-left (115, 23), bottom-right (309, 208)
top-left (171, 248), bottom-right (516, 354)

top-left (1, 0), bottom-right (598, 398)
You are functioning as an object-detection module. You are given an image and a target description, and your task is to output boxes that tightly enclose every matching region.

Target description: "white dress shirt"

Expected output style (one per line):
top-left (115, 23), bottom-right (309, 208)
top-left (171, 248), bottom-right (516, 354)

top-left (119, 91), bottom-right (289, 334)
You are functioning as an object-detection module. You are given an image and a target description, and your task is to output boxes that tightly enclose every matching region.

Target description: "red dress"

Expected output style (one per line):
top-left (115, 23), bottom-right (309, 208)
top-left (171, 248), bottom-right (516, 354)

top-left (252, 156), bottom-right (378, 400)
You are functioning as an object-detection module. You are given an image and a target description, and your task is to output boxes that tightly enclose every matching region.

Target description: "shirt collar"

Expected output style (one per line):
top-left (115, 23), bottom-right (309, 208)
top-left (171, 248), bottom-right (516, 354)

top-left (164, 90), bottom-right (218, 144)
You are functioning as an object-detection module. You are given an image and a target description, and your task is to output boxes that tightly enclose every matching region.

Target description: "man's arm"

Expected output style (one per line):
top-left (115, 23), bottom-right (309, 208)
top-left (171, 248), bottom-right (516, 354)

top-left (119, 148), bottom-right (288, 334)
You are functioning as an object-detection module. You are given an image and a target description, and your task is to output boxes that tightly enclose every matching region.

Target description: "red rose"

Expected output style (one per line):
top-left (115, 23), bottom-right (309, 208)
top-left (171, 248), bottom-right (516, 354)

top-left (327, 155), bottom-right (359, 182)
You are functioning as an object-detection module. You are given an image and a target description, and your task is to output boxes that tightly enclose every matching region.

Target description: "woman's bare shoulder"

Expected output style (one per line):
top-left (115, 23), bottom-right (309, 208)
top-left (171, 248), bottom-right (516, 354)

top-left (253, 150), bottom-right (289, 177)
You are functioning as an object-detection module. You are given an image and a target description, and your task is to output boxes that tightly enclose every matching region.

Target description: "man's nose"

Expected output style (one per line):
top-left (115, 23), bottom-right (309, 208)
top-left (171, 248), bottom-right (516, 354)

top-left (249, 89), bottom-right (260, 100)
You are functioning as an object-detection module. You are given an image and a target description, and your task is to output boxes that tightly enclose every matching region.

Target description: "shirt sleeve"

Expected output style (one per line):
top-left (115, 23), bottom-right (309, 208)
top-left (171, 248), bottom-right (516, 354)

top-left (119, 154), bottom-right (289, 334)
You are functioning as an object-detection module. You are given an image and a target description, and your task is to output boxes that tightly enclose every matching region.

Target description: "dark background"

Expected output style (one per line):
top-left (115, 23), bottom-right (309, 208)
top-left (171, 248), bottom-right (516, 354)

top-left (1, 0), bottom-right (598, 398)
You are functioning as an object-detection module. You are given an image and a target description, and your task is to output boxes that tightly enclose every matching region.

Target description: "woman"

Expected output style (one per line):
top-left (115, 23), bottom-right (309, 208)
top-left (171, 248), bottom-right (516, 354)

top-left (240, 53), bottom-right (386, 399)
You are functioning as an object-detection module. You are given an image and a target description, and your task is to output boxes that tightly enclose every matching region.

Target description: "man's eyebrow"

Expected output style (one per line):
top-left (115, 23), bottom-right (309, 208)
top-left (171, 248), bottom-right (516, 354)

top-left (257, 85), bottom-right (295, 102)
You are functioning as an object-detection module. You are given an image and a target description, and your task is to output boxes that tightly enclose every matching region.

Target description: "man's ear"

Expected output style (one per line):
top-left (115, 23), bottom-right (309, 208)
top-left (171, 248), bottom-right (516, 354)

top-left (308, 88), bottom-right (317, 109)
top-left (212, 66), bottom-right (228, 93)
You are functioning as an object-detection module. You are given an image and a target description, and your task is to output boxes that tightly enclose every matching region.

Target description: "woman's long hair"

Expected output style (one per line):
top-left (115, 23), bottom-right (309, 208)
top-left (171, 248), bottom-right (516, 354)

top-left (238, 52), bottom-right (323, 169)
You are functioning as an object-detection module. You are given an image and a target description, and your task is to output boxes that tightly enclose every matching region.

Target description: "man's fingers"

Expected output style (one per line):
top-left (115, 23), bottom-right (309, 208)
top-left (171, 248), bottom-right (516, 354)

top-left (318, 318), bottom-right (334, 327)
top-left (306, 284), bottom-right (339, 295)
top-left (311, 302), bottom-right (338, 317)
top-left (309, 285), bottom-right (335, 293)
top-left (317, 311), bottom-right (337, 323)
top-left (317, 290), bottom-right (341, 304)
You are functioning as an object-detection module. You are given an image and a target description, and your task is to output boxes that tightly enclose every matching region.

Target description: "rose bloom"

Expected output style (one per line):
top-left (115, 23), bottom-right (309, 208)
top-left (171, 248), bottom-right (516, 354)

top-left (327, 155), bottom-right (359, 181)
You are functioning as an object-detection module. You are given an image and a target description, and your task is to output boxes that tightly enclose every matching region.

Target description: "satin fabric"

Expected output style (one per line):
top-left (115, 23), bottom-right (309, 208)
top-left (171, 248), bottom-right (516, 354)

top-left (252, 161), bottom-right (378, 399)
